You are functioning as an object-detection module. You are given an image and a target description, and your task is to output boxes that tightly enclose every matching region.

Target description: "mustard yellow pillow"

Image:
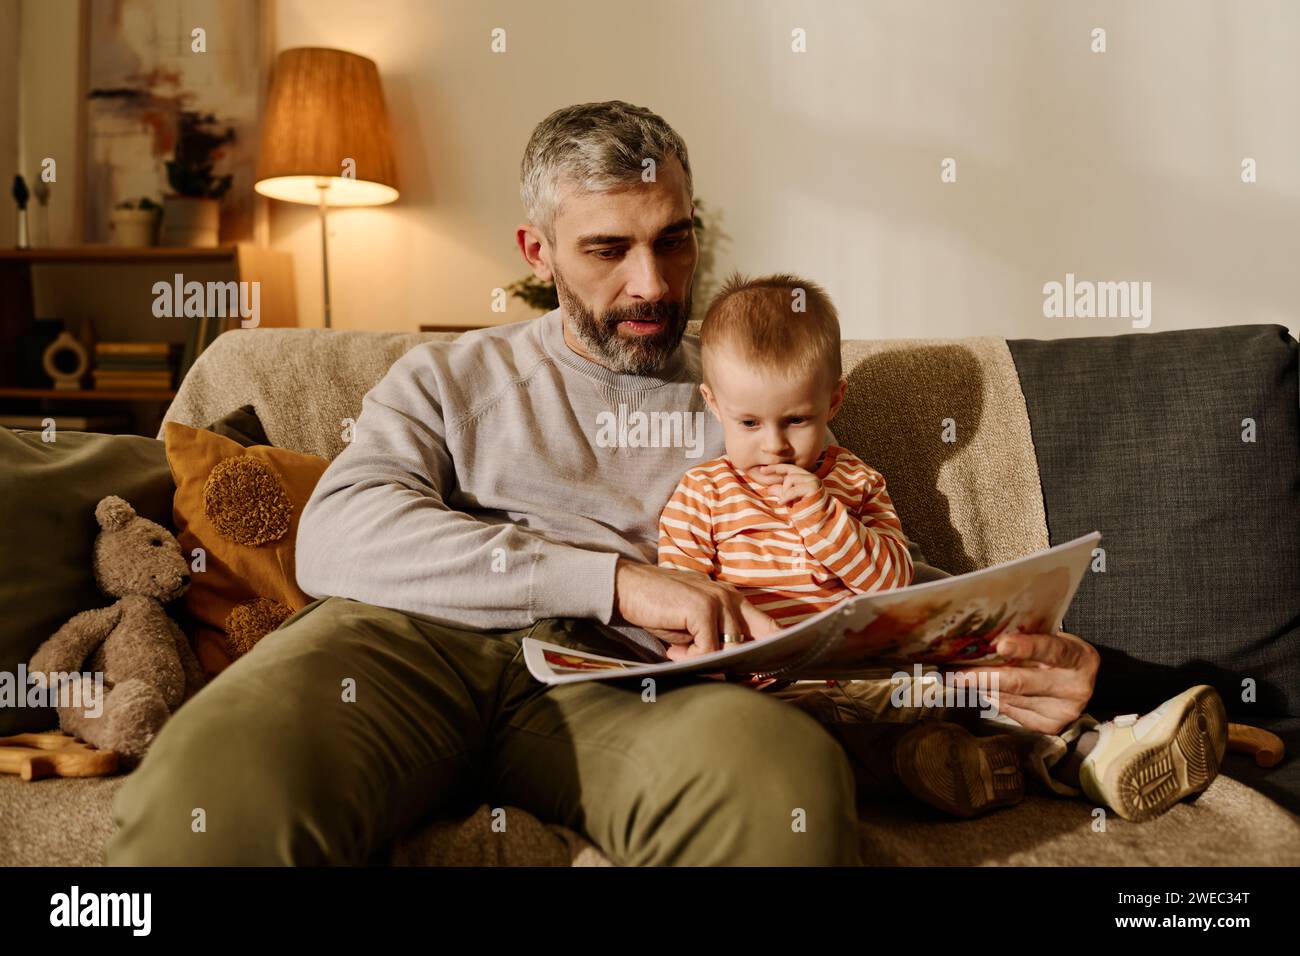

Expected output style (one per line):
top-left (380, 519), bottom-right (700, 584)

top-left (163, 421), bottom-right (328, 677)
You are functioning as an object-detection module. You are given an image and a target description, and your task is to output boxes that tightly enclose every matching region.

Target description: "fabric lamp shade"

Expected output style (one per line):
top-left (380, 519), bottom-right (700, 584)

top-left (255, 47), bottom-right (399, 207)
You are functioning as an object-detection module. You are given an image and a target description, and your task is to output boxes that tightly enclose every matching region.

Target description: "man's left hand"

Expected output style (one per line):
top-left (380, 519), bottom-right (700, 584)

top-left (947, 631), bottom-right (1099, 735)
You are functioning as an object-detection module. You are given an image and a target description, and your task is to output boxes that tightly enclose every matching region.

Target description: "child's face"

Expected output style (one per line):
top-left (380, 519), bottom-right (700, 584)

top-left (700, 345), bottom-right (847, 475)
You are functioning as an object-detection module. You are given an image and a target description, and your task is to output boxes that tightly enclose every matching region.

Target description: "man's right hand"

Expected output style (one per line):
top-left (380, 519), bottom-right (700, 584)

top-left (613, 559), bottom-right (781, 660)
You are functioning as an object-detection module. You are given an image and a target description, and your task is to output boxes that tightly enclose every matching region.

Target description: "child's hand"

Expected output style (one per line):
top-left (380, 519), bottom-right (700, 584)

top-left (749, 463), bottom-right (822, 506)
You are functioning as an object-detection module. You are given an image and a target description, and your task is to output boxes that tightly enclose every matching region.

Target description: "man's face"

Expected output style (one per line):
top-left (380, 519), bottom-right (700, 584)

top-left (521, 155), bottom-right (697, 375)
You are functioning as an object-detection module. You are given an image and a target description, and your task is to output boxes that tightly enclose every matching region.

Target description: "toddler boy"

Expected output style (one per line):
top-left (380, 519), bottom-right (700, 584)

top-left (656, 272), bottom-right (1227, 823)
top-left (657, 273), bottom-right (914, 627)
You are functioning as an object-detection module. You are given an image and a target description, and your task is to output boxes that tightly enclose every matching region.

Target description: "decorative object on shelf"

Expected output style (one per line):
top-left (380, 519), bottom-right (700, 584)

top-left (109, 197), bottom-right (161, 247)
top-left (11, 175), bottom-right (30, 250)
top-left (15, 318), bottom-right (64, 388)
top-left (41, 331), bottom-right (90, 391)
top-left (506, 197), bottom-right (726, 319)
top-left (76, 316), bottom-right (98, 372)
top-left (160, 112), bottom-right (236, 248)
top-left (160, 197), bottom-right (220, 247)
top-left (80, 0), bottom-right (268, 245)
top-left (255, 47), bottom-right (400, 329)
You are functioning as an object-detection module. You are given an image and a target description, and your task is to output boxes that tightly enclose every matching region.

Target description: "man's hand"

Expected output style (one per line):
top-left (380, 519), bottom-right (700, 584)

top-left (948, 631), bottom-right (1100, 735)
top-left (614, 559), bottom-right (781, 660)
top-left (748, 463), bottom-right (822, 506)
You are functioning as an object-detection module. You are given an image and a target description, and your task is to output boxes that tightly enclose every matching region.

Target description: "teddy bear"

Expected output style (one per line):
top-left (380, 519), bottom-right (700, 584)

top-left (27, 495), bottom-right (208, 768)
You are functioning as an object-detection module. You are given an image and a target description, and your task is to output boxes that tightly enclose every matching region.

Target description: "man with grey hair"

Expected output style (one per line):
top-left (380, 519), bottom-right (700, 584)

top-left (107, 100), bottom-right (1098, 867)
top-left (518, 101), bottom-right (698, 377)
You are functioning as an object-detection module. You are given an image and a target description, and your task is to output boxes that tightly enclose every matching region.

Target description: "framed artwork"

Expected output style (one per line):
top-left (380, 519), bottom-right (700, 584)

top-left (78, 0), bottom-right (274, 244)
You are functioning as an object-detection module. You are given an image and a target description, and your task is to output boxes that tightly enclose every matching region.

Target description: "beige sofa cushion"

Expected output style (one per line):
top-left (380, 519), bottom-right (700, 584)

top-left (161, 325), bottom-right (1047, 575)
top-left (3, 772), bottom-right (1297, 866)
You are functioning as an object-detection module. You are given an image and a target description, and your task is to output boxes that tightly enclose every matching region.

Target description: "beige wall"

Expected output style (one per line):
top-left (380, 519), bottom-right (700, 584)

top-left (272, 0), bottom-right (1299, 340)
top-left (13, 0), bottom-right (81, 249)
top-left (0, 0), bottom-right (17, 247)
top-left (11, 1), bottom-right (1300, 340)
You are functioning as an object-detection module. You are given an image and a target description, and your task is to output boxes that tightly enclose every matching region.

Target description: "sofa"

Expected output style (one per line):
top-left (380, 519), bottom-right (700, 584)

top-left (3, 320), bottom-right (1298, 866)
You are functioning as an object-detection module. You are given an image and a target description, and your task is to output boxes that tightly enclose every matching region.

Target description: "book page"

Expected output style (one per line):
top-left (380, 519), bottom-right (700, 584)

top-left (523, 531), bottom-right (1100, 685)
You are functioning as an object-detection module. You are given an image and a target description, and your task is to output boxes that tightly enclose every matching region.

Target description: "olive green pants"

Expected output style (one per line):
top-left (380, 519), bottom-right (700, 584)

top-left (105, 596), bottom-right (865, 866)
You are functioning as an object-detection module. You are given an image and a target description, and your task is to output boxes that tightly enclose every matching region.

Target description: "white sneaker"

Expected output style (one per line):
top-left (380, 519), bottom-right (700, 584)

top-left (1078, 685), bottom-right (1227, 822)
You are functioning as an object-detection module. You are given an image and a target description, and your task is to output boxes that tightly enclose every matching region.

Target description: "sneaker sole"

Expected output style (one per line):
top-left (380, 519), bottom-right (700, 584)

top-left (893, 722), bottom-right (1024, 818)
top-left (1102, 685), bottom-right (1228, 822)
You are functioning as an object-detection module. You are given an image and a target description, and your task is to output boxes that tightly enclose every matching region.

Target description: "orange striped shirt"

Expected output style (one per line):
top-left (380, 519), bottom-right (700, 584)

top-left (657, 445), bottom-right (914, 626)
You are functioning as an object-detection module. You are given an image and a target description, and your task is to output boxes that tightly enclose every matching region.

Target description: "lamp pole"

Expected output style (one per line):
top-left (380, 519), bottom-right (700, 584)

top-left (317, 178), bottom-right (332, 329)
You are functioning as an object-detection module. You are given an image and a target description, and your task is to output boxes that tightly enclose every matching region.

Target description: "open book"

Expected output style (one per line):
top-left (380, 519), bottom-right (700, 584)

top-left (523, 531), bottom-right (1101, 685)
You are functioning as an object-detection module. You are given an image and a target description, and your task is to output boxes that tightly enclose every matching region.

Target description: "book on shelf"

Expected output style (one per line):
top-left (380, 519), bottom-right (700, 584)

top-left (92, 374), bottom-right (175, 390)
top-left (95, 356), bottom-right (175, 369)
top-left (92, 376), bottom-right (173, 388)
top-left (84, 316), bottom-right (234, 390)
top-left (92, 369), bottom-right (174, 379)
top-left (91, 342), bottom-right (180, 389)
top-left (94, 341), bottom-right (175, 356)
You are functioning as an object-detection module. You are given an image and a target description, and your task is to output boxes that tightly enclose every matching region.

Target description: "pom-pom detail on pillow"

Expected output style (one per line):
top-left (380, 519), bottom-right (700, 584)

top-left (202, 456), bottom-right (293, 546)
top-left (224, 597), bottom-right (294, 656)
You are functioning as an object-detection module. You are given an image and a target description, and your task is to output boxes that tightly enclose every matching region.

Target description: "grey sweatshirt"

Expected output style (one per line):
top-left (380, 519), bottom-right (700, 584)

top-left (295, 308), bottom-right (945, 657)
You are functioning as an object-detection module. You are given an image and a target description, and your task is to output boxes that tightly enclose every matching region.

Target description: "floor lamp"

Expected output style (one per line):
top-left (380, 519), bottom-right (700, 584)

top-left (254, 47), bottom-right (400, 329)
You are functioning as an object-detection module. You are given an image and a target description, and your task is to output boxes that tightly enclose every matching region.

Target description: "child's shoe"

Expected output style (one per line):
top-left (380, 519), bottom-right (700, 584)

top-left (891, 721), bottom-right (1025, 818)
top-left (1078, 684), bottom-right (1227, 822)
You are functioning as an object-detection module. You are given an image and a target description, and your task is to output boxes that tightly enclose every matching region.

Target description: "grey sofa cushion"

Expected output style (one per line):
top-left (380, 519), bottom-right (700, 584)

top-left (0, 407), bottom-right (282, 736)
top-left (0, 428), bottom-right (174, 735)
top-left (1008, 325), bottom-right (1300, 717)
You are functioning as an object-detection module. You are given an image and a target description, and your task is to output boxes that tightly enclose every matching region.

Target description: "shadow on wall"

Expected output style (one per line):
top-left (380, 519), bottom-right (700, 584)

top-left (833, 345), bottom-right (990, 578)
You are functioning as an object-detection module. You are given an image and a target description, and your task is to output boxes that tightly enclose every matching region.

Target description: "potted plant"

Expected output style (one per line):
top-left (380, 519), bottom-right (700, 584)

top-left (109, 197), bottom-right (161, 247)
top-left (159, 111), bottom-right (235, 247)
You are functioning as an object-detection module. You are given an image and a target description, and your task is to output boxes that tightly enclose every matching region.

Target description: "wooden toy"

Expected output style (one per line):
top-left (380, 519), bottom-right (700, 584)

top-left (0, 731), bottom-right (119, 780)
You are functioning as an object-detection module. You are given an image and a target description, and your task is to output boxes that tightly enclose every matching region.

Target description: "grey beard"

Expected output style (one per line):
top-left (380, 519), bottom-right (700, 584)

top-left (555, 268), bottom-right (690, 376)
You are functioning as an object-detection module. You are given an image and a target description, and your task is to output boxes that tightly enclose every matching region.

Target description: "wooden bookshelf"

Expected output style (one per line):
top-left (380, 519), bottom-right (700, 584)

top-left (0, 246), bottom-right (252, 262)
top-left (0, 387), bottom-right (177, 401)
top-left (0, 243), bottom-right (296, 436)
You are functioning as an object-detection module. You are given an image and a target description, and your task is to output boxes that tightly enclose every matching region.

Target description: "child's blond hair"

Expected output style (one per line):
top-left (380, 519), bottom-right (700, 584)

top-left (699, 272), bottom-right (842, 390)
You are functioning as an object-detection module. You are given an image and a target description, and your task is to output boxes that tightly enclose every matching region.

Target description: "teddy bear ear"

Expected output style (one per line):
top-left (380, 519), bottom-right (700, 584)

top-left (95, 495), bottom-right (137, 531)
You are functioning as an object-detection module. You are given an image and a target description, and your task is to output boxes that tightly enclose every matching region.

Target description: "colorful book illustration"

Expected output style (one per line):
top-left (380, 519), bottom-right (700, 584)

top-left (522, 532), bottom-right (1101, 685)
